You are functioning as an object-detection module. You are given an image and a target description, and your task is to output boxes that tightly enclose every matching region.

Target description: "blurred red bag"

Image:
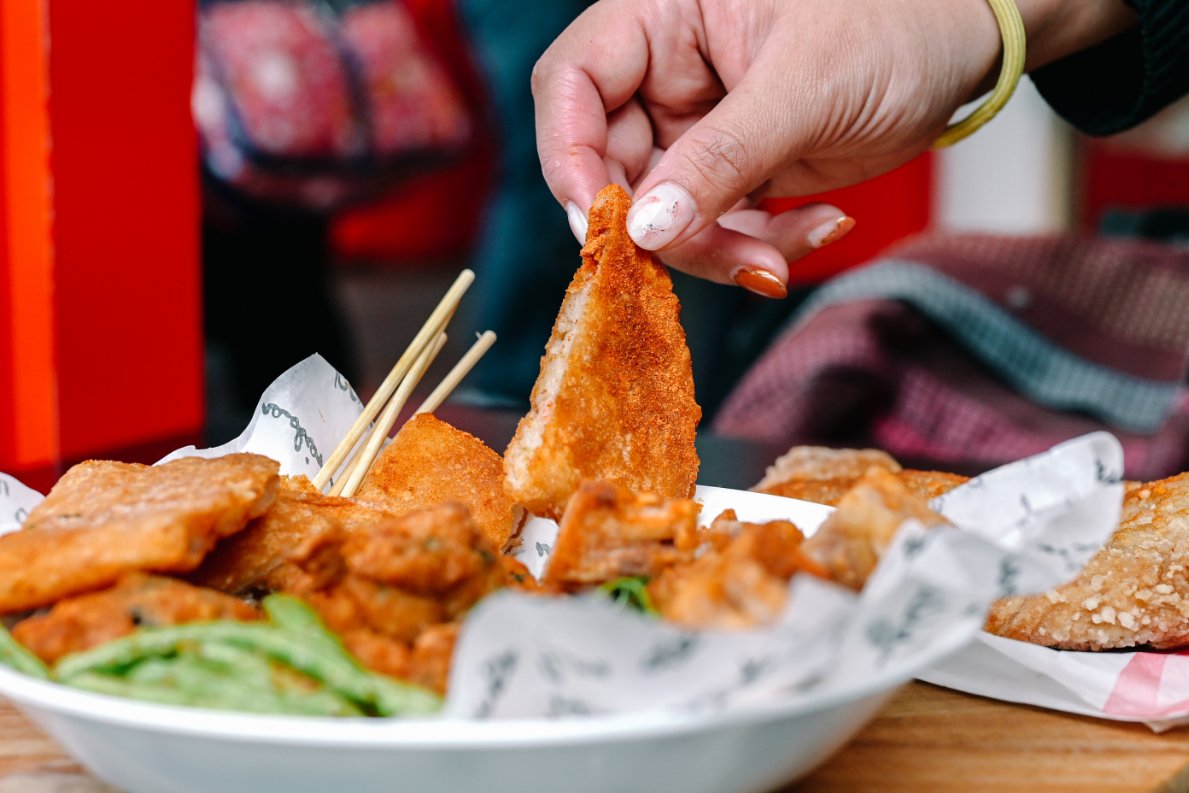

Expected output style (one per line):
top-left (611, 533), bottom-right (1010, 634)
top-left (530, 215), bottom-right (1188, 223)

top-left (194, 0), bottom-right (472, 210)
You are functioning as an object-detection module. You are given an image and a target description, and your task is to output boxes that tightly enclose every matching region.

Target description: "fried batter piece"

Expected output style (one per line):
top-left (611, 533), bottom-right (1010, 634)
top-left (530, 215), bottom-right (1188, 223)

top-left (188, 475), bottom-right (402, 596)
top-left (803, 467), bottom-right (950, 591)
top-left (0, 454), bottom-right (279, 613)
top-left (543, 480), bottom-right (700, 587)
top-left (754, 445), bottom-right (967, 506)
top-left (287, 501), bottom-right (506, 693)
top-left (355, 413), bottom-right (525, 550)
top-left (649, 510), bottom-right (824, 630)
top-left (12, 573), bottom-right (259, 664)
top-left (987, 474), bottom-right (1189, 650)
top-left (504, 185), bottom-right (701, 519)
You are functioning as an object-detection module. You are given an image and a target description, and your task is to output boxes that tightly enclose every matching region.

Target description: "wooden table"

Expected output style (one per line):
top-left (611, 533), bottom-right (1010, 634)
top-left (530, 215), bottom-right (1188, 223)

top-left (3, 682), bottom-right (1188, 793)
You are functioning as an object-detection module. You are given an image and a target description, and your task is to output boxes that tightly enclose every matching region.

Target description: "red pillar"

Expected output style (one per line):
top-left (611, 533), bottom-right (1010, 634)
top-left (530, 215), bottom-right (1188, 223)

top-left (0, 1), bottom-right (202, 492)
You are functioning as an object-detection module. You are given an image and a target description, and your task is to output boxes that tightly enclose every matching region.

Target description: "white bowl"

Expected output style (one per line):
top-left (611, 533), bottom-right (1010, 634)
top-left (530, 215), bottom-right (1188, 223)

top-left (0, 628), bottom-right (967, 793)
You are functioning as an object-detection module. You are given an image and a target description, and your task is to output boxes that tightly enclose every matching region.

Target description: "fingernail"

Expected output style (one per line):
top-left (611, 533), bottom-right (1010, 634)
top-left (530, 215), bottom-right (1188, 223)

top-left (627, 183), bottom-right (696, 250)
top-left (807, 216), bottom-right (856, 249)
top-left (565, 202), bottom-right (588, 243)
top-left (733, 267), bottom-right (788, 299)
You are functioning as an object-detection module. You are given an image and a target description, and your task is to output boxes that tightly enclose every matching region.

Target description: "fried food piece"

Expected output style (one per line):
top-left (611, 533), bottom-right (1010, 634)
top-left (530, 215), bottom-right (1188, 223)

top-left (355, 413), bottom-right (525, 551)
top-left (0, 454), bottom-right (279, 613)
top-left (189, 476), bottom-right (401, 596)
top-left (289, 502), bottom-right (505, 684)
top-left (504, 185), bottom-right (701, 519)
top-left (987, 474), bottom-right (1189, 650)
top-left (12, 574), bottom-right (259, 664)
top-left (803, 467), bottom-right (950, 591)
top-left (649, 511), bottom-right (823, 630)
top-left (543, 480), bottom-right (700, 587)
top-left (754, 445), bottom-right (967, 506)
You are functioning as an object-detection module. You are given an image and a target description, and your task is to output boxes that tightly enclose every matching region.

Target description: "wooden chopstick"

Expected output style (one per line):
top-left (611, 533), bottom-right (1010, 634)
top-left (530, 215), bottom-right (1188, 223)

top-left (335, 332), bottom-right (448, 498)
top-left (414, 331), bottom-right (497, 415)
top-left (312, 269), bottom-right (474, 491)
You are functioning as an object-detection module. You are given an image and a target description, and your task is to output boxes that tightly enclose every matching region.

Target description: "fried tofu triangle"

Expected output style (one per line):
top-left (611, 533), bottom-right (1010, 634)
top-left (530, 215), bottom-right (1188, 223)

top-left (12, 574), bottom-right (259, 665)
top-left (0, 454), bottom-right (279, 613)
top-left (356, 414), bottom-right (525, 551)
top-left (987, 474), bottom-right (1189, 651)
top-left (504, 184), bottom-right (701, 519)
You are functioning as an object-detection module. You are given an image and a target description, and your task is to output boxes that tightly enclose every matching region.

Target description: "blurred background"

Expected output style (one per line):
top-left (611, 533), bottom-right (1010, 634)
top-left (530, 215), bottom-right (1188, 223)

top-left (1, 0), bottom-right (1186, 492)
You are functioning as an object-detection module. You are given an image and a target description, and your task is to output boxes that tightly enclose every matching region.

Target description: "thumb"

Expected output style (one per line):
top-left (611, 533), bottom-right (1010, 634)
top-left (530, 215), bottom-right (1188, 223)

top-left (626, 76), bottom-right (808, 252)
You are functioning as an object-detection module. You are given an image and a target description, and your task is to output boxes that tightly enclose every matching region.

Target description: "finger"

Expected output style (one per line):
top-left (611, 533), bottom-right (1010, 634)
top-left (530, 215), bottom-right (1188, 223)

top-left (624, 53), bottom-right (822, 252)
top-left (532, 1), bottom-right (651, 215)
top-left (657, 222), bottom-right (790, 297)
top-left (605, 99), bottom-right (655, 187)
top-left (716, 204), bottom-right (856, 261)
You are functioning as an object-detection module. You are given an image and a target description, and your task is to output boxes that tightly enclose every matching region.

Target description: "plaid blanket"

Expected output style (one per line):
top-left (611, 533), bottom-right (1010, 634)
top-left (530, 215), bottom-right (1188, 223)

top-left (713, 233), bottom-right (1189, 480)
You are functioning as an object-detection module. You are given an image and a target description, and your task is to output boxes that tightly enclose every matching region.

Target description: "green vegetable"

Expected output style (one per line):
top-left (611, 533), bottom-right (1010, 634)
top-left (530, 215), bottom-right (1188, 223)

top-left (598, 576), bottom-right (658, 616)
top-left (53, 595), bottom-right (441, 718)
top-left (0, 624), bottom-right (49, 679)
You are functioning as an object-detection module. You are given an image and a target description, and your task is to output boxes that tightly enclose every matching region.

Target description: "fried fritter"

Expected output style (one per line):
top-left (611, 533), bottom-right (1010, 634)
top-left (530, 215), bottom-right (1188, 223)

top-left (12, 573), bottom-right (259, 664)
top-left (355, 413), bottom-right (525, 551)
top-left (188, 475), bottom-right (401, 596)
top-left (987, 474), bottom-right (1189, 650)
top-left (543, 480), bottom-right (700, 587)
top-left (504, 185), bottom-right (701, 519)
top-left (754, 445), bottom-right (967, 506)
top-left (0, 454), bottom-right (279, 613)
top-left (803, 467), bottom-right (950, 591)
top-left (288, 501), bottom-right (506, 687)
top-left (649, 510), bottom-right (824, 631)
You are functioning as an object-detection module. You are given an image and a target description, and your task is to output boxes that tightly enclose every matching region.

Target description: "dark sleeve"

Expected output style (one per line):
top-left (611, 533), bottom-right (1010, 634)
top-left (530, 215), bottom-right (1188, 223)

top-left (1029, 0), bottom-right (1189, 136)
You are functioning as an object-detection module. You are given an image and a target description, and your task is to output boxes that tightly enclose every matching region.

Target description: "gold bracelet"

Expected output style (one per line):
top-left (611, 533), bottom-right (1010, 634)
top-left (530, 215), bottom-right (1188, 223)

top-left (934, 0), bottom-right (1027, 148)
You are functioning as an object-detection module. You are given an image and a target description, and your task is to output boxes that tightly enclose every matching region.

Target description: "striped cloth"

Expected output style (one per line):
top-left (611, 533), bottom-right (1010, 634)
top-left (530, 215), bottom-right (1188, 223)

top-left (713, 233), bottom-right (1189, 480)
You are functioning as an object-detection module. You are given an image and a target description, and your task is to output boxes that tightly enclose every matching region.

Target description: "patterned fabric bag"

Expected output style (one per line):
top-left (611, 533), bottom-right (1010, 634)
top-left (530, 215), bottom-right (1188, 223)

top-left (194, 0), bottom-right (472, 210)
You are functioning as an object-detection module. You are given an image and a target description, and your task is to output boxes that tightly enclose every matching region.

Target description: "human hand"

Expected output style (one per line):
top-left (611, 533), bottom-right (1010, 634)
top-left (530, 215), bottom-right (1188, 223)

top-left (533, 0), bottom-right (1134, 296)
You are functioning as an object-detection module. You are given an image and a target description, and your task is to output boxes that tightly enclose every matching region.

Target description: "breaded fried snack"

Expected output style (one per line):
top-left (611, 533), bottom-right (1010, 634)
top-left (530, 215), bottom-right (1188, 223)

top-left (543, 480), bottom-right (700, 587)
top-left (12, 573), bottom-right (259, 664)
top-left (754, 445), bottom-right (967, 507)
top-left (190, 475), bottom-right (400, 595)
top-left (504, 185), bottom-right (701, 519)
top-left (0, 454), bottom-right (278, 612)
top-left (356, 413), bottom-right (525, 550)
top-left (987, 474), bottom-right (1189, 650)
top-left (803, 467), bottom-right (949, 590)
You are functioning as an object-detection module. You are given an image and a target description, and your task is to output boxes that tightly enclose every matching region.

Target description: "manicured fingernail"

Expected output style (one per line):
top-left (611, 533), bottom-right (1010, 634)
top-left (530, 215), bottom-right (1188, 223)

top-left (807, 216), bottom-right (856, 249)
top-left (627, 183), bottom-right (696, 250)
top-left (565, 201), bottom-right (588, 243)
top-left (733, 267), bottom-right (788, 299)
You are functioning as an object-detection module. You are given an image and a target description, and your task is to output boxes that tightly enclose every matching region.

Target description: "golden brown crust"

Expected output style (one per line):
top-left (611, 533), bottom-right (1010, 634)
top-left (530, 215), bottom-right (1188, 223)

top-left (754, 445), bottom-right (967, 507)
top-left (803, 467), bottom-right (950, 591)
top-left (0, 454), bottom-right (279, 613)
top-left (12, 574), bottom-right (259, 664)
top-left (649, 510), bottom-right (822, 631)
top-left (986, 474), bottom-right (1189, 650)
top-left (543, 480), bottom-right (700, 587)
top-left (188, 475), bottom-right (400, 595)
top-left (355, 414), bottom-right (525, 551)
top-left (504, 185), bottom-right (701, 519)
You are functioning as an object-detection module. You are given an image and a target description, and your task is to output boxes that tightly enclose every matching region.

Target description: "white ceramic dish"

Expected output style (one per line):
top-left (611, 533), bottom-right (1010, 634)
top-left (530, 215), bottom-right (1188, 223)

top-left (0, 487), bottom-right (972, 793)
top-left (0, 628), bottom-right (968, 793)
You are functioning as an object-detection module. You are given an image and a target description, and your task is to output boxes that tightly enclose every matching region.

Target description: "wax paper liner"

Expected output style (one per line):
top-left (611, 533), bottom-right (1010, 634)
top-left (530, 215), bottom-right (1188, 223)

top-left (0, 355), bottom-right (1135, 723)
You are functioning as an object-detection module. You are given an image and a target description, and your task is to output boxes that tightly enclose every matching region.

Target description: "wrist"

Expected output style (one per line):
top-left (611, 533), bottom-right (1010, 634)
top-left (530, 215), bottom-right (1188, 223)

top-left (1013, 0), bottom-right (1137, 71)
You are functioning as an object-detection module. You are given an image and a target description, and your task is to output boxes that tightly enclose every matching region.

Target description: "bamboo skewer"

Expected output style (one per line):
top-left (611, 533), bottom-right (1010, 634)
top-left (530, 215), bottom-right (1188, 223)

top-left (312, 269), bottom-right (475, 491)
top-left (335, 332), bottom-right (448, 498)
top-left (415, 331), bottom-right (497, 416)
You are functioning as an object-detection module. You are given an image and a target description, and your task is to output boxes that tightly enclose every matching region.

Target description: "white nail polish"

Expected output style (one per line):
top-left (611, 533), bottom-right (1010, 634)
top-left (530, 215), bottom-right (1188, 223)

top-left (626, 183), bottom-right (696, 250)
top-left (565, 202), bottom-right (588, 244)
top-left (807, 216), bottom-right (855, 249)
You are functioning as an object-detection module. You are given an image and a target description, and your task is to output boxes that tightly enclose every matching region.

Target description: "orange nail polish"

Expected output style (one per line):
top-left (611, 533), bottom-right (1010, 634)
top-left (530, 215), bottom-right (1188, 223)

top-left (808, 216), bottom-right (856, 249)
top-left (733, 268), bottom-right (788, 299)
